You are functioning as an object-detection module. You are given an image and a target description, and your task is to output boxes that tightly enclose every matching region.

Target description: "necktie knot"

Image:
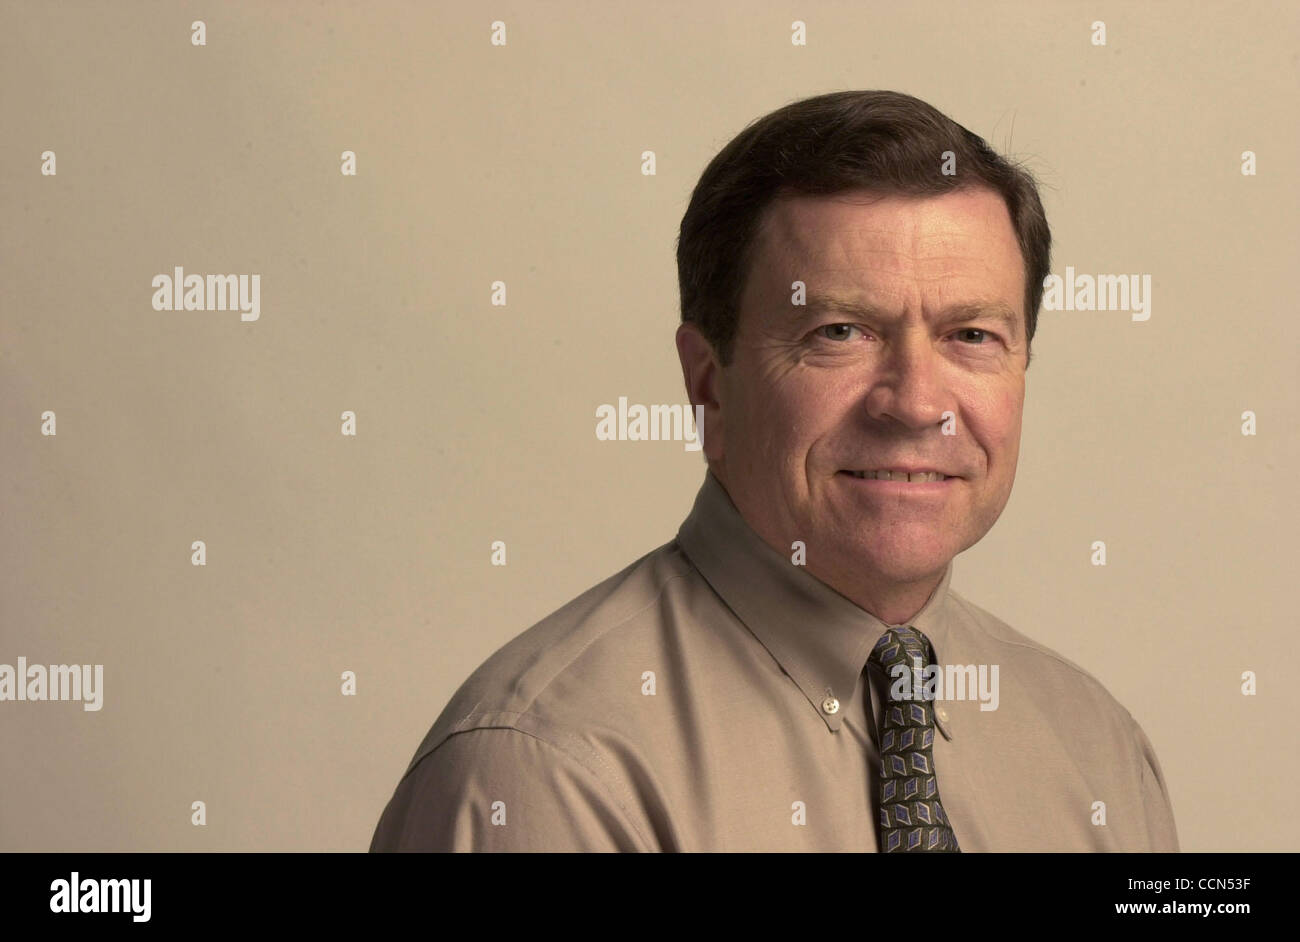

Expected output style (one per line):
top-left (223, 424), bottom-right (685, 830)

top-left (868, 625), bottom-right (934, 689)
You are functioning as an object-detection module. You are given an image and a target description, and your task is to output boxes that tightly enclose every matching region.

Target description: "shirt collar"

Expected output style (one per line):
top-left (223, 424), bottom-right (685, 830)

top-left (676, 469), bottom-right (955, 732)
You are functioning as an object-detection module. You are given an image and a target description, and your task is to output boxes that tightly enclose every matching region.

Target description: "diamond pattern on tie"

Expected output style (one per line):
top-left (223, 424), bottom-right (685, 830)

top-left (868, 625), bottom-right (961, 853)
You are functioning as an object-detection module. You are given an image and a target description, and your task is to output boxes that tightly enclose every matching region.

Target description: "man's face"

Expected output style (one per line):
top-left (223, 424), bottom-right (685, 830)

top-left (704, 187), bottom-right (1027, 588)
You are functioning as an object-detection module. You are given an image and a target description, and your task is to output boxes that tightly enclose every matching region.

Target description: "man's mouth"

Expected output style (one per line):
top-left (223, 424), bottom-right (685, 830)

top-left (840, 469), bottom-right (950, 482)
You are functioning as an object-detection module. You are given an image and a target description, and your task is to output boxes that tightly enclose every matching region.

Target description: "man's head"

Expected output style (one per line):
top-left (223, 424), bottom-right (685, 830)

top-left (675, 91), bottom-right (1051, 618)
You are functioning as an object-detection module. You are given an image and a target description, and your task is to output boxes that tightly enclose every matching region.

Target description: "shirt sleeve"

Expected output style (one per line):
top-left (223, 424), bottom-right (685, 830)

top-left (369, 727), bottom-right (653, 852)
top-left (1130, 717), bottom-right (1180, 852)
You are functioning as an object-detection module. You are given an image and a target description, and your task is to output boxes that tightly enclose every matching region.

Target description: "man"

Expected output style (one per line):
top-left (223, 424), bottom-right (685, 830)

top-left (370, 90), bottom-right (1179, 852)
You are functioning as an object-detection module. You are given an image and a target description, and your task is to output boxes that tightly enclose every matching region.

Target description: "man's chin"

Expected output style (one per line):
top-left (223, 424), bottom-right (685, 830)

top-left (832, 540), bottom-right (951, 586)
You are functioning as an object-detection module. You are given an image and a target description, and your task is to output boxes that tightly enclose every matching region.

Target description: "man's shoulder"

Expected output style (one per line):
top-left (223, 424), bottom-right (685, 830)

top-left (946, 587), bottom-right (1143, 731)
top-left (399, 538), bottom-right (697, 777)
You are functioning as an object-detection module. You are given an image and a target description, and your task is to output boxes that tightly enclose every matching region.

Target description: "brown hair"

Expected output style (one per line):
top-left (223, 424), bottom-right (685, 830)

top-left (676, 90), bottom-right (1051, 368)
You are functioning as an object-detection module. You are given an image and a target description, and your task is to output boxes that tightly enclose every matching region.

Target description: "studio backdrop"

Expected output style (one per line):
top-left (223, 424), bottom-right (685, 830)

top-left (1, 0), bottom-right (1296, 851)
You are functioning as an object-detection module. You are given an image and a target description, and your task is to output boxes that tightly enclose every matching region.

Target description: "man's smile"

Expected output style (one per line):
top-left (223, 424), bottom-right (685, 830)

top-left (841, 468), bottom-right (952, 482)
top-left (835, 469), bottom-right (956, 494)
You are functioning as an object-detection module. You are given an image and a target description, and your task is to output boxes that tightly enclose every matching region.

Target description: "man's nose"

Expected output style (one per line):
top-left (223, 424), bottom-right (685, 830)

top-left (864, 331), bottom-right (948, 429)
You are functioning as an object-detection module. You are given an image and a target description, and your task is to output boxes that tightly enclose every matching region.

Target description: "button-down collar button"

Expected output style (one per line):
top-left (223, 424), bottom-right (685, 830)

top-left (822, 696), bottom-right (840, 715)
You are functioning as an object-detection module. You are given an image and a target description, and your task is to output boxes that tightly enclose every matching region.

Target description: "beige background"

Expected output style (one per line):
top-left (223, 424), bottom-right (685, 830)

top-left (2, 0), bottom-right (1297, 852)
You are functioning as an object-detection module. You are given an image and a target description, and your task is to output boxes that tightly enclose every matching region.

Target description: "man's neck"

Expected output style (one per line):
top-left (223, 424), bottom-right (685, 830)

top-left (804, 559), bottom-right (944, 626)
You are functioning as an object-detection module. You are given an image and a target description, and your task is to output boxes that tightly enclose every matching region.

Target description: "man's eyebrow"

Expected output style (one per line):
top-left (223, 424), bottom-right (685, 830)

top-left (799, 293), bottom-right (1022, 335)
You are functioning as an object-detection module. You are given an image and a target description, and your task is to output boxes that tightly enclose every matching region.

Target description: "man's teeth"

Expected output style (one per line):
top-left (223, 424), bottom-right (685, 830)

top-left (847, 470), bottom-right (947, 482)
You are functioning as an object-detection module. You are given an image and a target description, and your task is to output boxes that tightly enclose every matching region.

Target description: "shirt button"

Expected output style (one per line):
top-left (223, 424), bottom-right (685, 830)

top-left (822, 696), bottom-right (840, 715)
top-left (935, 706), bottom-right (949, 722)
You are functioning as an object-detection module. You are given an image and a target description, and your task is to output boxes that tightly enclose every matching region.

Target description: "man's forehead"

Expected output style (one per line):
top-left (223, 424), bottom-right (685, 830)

top-left (741, 189), bottom-right (1025, 337)
top-left (755, 187), bottom-right (1017, 261)
top-left (749, 189), bottom-right (1020, 282)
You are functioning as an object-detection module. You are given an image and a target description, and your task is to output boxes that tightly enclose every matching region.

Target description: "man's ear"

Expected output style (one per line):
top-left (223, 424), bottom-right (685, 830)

top-left (675, 322), bottom-right (725, 462)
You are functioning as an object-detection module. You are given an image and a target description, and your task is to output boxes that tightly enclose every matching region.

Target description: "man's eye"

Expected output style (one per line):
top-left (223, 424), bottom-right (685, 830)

top-left (813, 325), bottom-right (999, 345)
top-left (816, 323), bottom-right (861, 342)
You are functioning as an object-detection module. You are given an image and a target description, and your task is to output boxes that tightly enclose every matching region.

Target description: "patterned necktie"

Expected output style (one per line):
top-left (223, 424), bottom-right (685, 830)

top-left (868, 625), bottom-right (961, 852)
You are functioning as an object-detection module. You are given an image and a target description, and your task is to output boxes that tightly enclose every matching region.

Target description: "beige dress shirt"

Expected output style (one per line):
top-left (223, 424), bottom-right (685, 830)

top-left (370, 470), bottom-right (1179, 852)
